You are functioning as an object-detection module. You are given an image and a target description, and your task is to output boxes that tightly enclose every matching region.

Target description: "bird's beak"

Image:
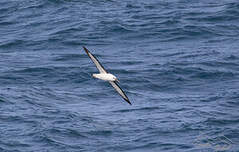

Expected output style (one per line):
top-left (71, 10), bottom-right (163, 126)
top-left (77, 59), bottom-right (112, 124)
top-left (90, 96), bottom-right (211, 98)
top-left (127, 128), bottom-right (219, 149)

top-left (116, 78), bottom-right (120, 83)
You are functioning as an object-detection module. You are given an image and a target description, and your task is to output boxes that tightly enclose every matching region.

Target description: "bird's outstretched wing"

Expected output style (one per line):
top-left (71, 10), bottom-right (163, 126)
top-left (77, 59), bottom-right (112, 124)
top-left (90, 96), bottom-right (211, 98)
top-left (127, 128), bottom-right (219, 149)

top-left (83, 46), bottom-right (107, 74)
top-left (109, 81), bottom-right (131, 105)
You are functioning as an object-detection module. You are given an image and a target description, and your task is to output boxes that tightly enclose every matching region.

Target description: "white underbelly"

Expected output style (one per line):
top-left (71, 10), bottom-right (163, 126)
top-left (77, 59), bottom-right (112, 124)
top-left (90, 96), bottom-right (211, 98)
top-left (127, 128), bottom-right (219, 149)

top-left (93, 73), bottom-right (115, 81)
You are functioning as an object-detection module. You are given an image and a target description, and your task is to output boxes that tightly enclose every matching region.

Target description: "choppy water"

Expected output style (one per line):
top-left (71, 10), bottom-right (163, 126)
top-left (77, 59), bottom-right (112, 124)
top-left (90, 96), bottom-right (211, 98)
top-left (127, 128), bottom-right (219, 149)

top-left (1, 0), bottom-right (239, 151)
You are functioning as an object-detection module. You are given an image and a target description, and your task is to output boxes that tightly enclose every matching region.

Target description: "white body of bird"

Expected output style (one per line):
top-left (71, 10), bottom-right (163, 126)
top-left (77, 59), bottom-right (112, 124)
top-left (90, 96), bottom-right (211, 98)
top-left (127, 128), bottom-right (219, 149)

top-left (93, 73), bottom-right (118, 82)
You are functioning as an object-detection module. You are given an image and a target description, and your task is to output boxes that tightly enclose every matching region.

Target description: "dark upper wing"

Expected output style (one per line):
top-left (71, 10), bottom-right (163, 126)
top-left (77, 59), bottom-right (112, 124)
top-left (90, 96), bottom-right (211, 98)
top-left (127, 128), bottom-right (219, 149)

top-left (109, 81), bottom-right (131, 105)
top-left (83, 46), bottom-right (107, 73)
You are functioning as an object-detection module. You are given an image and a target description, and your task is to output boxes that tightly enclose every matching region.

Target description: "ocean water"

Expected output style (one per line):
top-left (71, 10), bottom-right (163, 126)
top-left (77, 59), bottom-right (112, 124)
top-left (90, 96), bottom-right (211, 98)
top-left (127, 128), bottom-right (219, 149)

top-left (0, 0), bottom-right (239, 151)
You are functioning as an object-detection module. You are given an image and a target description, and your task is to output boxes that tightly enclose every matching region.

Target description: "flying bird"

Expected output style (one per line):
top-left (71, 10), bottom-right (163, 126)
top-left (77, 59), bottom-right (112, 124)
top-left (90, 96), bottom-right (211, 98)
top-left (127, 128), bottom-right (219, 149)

top-left (83, 46), bottom-right (131, 105)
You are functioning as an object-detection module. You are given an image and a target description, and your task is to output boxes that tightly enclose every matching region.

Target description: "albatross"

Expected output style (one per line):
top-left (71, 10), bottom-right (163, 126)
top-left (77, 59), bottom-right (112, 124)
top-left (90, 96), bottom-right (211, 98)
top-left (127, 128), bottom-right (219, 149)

top-left (83, 46), bottom-right (131, 105)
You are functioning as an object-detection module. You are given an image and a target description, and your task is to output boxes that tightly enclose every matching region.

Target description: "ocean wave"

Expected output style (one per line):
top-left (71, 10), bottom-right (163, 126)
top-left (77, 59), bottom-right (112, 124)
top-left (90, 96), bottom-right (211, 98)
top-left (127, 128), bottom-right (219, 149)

top-left (1, 0), bottom-right (239, 151)
top-left (112, 106), bottom-right (160, 113)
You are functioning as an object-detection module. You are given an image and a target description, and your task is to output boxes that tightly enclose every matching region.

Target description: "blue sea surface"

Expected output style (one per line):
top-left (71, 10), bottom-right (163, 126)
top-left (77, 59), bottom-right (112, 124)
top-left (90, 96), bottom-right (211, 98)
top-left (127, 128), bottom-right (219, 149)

top-left (0, 0), bottom-right (239, 151)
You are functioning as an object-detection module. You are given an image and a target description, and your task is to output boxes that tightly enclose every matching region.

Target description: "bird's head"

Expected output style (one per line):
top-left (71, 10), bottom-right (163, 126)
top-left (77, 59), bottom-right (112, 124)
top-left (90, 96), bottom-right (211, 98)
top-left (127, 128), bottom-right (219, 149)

top-left (113, 76), bottom-right (120, 83)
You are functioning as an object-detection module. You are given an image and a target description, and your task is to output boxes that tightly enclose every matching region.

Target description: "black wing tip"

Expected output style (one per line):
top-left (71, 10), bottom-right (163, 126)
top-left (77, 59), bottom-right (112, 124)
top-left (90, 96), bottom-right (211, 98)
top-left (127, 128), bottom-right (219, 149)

top-left (83, 46), bottom-right (89, 54)
top-left (125, 98), bottom-right (132, 105)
